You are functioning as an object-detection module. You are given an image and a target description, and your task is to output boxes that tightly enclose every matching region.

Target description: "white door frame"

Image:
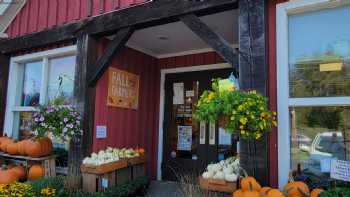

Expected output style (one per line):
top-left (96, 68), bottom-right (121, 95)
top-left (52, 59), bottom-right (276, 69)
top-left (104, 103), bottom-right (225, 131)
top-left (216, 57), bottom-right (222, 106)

top-left (276, 0), bottom-right (350, 188)
top-left (156, 63), bottom-right (231, 180)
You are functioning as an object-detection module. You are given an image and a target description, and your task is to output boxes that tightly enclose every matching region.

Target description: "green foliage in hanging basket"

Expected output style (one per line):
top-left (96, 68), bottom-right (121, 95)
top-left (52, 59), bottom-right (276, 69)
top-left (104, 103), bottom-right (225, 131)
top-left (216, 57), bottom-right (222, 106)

top-left (193, 79), bottom-right (277, 140)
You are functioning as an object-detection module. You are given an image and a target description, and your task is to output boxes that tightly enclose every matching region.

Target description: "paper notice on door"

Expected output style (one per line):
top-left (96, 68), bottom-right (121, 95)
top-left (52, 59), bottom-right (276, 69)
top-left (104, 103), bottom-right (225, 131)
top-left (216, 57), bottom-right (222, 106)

top-left (177, 126), bottom-right (192, 151)
top-left (200, 121), bottom-right (206, 144)
top-left (209, 123), bottom-right (216, 145)
top-left (173, 83), bottom-right (184, 104)
top-left (331, 159), bottom-right (350, 182)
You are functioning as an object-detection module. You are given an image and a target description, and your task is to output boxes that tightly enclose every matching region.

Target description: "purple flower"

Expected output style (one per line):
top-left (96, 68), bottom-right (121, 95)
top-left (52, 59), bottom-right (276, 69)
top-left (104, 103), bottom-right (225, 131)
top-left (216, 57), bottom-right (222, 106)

top-left (34, 118), bottom-right (39, 122)
top-left (62, 127), bottom-right (68, 133)
top-left (67, 124), bottom-right (74, 129)
top-left (76, 120), bottom-right (80, 125)
top-left (64, 118), bottom-right (68, 123)
top-left (39, 116), bottom-right (45, 121)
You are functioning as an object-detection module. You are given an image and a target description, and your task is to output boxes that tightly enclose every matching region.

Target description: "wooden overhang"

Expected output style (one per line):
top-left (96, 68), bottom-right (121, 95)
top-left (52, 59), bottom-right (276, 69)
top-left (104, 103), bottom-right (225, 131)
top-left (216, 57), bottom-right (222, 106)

top-left (0, 0), bottom-right (238, 54)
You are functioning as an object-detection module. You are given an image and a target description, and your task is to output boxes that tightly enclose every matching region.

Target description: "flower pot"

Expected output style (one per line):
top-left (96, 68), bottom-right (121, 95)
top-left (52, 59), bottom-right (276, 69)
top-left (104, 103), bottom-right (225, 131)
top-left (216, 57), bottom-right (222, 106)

top-left (219, 116), bottom-right (229, 128)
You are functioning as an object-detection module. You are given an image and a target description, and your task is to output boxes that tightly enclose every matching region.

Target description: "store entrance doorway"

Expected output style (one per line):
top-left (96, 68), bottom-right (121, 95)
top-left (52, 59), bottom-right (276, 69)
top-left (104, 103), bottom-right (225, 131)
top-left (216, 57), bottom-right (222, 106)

top-left (162, 68), bottom-right (234, 181)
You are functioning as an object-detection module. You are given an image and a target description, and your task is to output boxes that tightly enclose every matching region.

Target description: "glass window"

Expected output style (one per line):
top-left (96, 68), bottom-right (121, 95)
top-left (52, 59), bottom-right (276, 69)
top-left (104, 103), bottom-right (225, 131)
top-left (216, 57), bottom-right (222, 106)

top-left (47, 56), bottom-right (76, 105)
top-left (21, 61), bottom-right (42, 106)
top-left (288, 6), bottom-right (350, 97)
top-left (290, 107), bottom-right (350, 175)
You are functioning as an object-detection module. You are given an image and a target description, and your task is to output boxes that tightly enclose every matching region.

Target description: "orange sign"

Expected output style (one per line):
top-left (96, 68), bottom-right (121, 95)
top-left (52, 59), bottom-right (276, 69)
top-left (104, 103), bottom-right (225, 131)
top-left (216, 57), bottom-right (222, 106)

top-left (107, 68), bottom-right (139, 109)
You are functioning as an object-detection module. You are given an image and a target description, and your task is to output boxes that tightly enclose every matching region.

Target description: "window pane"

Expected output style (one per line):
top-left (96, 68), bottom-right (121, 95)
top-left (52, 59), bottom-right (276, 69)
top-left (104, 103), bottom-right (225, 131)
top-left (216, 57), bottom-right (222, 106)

top-left (19, 112), bottom-right (34, 140)
top-left (290, 107), bottom-right (350, 177)
top-left (289, 6), bottom-right (350, 97)
top-left (21, 61), bottom-right (42, 106)
top-left (47, 56), bottom-right (76, 105)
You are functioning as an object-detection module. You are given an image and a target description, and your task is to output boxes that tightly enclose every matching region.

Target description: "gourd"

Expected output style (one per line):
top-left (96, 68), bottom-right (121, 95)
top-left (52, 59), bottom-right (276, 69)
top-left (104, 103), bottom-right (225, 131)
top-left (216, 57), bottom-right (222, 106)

top-left (6, 141), bottom-right (19, 155)
top-left (284, 181), bottom-right (309, 197)
top-left (28, 164), bottom-right (44, 181)
top-left (241, 177), bottom-right (261, 191)
top-left (310, 188), bottom-right (324, 197)
top-left (0, 166), bottom-right (19, 184)
top-left (10, 164), bottom-right (26, 181)
top-left (266, 189), bottom-right (285, 197)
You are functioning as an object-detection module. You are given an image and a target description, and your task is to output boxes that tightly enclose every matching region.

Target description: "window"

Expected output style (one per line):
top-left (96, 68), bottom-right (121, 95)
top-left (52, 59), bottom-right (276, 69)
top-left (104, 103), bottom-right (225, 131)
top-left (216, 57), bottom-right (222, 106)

top-left (4, 46), bottom-right (77, 140)
top-left (277, 0), bottom-right (350, 188)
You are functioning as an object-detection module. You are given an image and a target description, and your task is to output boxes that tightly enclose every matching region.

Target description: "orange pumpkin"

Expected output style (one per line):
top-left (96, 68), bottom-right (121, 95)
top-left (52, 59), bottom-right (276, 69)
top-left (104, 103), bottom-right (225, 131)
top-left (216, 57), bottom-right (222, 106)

top-left (241, 177), bottom-right (261, 191)
top-left (17, 140), bottom-right (30, 156)
top-left (233, 189), bottom-right (244, 197)
top-left (6, 141), bottom-right (19, 155)
top-left (0, 134), bottom-right (9, 145)
top-left (284, 181), bottom-right (310, 197)
top-left (260, 187), bottom-right (272, 196)
top-left (26, 137), bottom-right (53, 157)
top-left (10, 164), bottom-right (26, 181)
top-left (242, 190), bottom-right (260, 197)
top-left (310, 188), bottom-right (324, 197)
top-left (0, 138), bottom-right (14, 152)
top-left (28, 164), bottom-right (44, 181)
top-left (266, 189), bottom-right (285, 197)
top-left (138, 148), bottom-right (146, 155)
top-left (0, 167), bottom-right (19, 184)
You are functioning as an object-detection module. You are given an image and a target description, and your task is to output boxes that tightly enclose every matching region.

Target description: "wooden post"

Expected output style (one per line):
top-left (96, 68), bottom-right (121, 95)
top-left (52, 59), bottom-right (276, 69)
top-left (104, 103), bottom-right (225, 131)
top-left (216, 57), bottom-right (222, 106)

top-left (67, 34), bottom-right (98, 188)
top-left (0, 54), bottom-right (9, 134)
top-left (238, 0), bottom-right (268, 185)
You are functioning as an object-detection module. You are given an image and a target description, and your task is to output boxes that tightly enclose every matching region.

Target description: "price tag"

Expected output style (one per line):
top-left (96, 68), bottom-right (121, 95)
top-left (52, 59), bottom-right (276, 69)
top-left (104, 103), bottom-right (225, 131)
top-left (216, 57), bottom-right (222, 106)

top-left (200, 121), bottom-right (206, 144)
top-left (96, 126), bottom-right (107, 139)
top-left (209, 123), bottom-right (216, 145)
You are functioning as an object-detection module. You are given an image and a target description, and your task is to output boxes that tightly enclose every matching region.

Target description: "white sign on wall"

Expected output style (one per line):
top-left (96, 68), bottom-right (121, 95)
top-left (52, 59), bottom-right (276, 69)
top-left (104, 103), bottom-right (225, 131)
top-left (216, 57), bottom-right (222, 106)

top-left (330, 159), bottom-right (350, 182)
top-left (96, 125), bottom-right (107, 139)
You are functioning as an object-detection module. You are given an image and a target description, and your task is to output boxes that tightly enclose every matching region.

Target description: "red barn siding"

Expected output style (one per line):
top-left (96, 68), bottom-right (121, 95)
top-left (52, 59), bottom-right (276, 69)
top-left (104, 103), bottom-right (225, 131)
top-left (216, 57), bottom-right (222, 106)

top-left (267, 0), bottom-right (288, 187)
top-left (93, 44), bottom-right (159, 179)
top-left (6, 0), bottom-right (150, 38)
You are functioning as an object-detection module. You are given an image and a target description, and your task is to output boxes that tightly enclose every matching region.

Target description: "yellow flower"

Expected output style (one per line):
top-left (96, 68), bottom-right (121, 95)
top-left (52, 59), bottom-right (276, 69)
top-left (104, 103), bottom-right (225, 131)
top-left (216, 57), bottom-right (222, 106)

top-left (272, 120), bottom-right (277, 126)
top-left (239, 125), bottom-right (244, 129)
top-left (208, 92), bottom-right (215, 100)
top-left (256, 133), bottom-right (262, 139)
top-left (239, 117), bottom-right (248, 125)
top-left (241, 130), bottom-right (246, 134)
top-left (273, 111), bottom-right (277, 116)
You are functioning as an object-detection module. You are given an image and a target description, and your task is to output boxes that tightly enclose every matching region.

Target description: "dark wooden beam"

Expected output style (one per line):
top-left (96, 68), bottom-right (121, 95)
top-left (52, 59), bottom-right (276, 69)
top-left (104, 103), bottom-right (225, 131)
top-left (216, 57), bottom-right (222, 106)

top-left (0, 54), bottom-right (9, 135)
top-left (88, 27), bottom-right (134, 86)
top-left (238, 0), bottom-right (268, 186)
top-left (68, 34), bottom-right (98, 185)
top-left (0, 0), bottom-right (237, 54)
top-left (180, 14), bottom-right (238, 77)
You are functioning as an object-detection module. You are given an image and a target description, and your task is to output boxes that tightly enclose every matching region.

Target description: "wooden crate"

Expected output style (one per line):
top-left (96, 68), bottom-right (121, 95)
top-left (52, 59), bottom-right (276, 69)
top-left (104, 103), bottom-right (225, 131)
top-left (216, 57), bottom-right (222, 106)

top-left (0, 152), bottom-right (56, 178)
top-left (81, 160), bottom-right (128, 192)
top-left (127, 155), bottom-right (147, 180)
top-left (199, 176), bottom-right (237, 193)
top-left (116, 166), bottom-right (131, 185)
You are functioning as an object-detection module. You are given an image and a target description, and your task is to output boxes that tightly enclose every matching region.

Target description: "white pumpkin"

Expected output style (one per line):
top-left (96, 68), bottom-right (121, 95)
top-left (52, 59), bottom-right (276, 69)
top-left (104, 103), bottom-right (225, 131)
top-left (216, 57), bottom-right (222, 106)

top-left (213, 171), bottom-right (225, 180)
top-left (202, 171), bottom-right (213, 179)
top-left (224, 173), bottom-right (238, 182)
top-left (223, 167), bottom-right (234, 175)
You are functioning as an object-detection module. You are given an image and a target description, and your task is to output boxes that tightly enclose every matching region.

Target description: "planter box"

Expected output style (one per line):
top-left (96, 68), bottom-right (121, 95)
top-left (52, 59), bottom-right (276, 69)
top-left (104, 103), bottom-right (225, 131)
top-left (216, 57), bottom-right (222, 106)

top-left (199, 176), bottom-right (237, 193)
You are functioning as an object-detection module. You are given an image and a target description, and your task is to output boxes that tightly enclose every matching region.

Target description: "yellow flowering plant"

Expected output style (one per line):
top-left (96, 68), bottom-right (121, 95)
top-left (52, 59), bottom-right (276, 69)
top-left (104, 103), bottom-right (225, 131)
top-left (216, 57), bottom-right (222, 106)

top-left (0, 182), bottom-right (36, 197)
top-left (194, 79), bottom-right (277, 140)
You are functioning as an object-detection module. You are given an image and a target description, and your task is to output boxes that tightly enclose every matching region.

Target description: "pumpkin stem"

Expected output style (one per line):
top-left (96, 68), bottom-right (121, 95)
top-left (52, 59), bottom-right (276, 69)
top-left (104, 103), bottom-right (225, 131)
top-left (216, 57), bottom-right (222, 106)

top-left (249, 181), bottom-right (253, 191)
top-left (288, 171), bottom-right (294, 182)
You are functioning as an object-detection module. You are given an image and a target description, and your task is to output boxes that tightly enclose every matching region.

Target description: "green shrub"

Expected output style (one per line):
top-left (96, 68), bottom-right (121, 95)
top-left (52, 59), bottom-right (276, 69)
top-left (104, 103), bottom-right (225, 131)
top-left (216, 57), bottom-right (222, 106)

top-left (319, 187), bottom-right (350, 197)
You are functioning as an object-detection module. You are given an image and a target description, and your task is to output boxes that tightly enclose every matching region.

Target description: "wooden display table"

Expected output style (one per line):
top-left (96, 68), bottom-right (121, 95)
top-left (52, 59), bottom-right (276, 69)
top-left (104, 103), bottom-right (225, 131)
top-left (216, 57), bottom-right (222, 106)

top-left (127, 155), bottom-right (147, 180)
top-left (199, 176), bottom-right (237, 193)
top-left (0, 152), bottom-right (56, 177)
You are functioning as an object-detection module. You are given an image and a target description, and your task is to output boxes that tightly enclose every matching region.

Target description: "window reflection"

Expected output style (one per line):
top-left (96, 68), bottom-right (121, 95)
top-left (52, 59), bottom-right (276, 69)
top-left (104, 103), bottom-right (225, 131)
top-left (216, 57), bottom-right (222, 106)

top-left (47, 56), bottom-right (76, 105)
top-left (19, 112), bottom-right (34, 140)
top-left (290, 107), bottom-right (350, 175)
top-left (289, 6), bottom-right (350, 97)
top-left (21, 61), bottom-right (42, 106)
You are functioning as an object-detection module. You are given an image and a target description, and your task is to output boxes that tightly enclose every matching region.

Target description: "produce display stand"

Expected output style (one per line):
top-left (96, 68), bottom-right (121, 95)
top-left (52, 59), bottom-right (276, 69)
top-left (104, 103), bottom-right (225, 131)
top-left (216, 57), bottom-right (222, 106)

top-left (0, 152), bottom-right (56, 177)
top-left (127, 155), bottom-right (147, 180)
top-left (199, 176), bottom-right (237, 193)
